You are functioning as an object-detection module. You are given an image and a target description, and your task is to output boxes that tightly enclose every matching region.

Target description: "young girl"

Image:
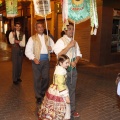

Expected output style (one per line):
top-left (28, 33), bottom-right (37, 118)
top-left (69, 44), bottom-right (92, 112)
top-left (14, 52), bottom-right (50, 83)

top-left (38, 54), bottom-right (71, 120)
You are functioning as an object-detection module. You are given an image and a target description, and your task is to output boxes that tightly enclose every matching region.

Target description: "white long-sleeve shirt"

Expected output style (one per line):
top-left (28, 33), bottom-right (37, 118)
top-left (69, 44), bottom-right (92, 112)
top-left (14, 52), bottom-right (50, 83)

top-left (25, 34), bottom-right (54, 60)
top-left (9, 31), bottom-right (25, 47)
top-left (53, 35), bottom-right (82, 58)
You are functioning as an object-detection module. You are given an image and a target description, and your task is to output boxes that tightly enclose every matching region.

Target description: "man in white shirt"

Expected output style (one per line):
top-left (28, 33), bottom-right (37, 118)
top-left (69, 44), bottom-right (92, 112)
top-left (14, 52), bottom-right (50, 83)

top-left (9, 22), bottom-right (25, 85)
top-left (53, 23), bottom-right (82, 118)
top-left (25, 22), bottom-right (54, 104)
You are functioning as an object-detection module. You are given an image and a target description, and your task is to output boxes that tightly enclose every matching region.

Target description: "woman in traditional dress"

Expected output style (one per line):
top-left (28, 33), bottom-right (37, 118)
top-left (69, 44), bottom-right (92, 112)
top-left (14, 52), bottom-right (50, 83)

top-left (38, 54), bottom-right (71, 120)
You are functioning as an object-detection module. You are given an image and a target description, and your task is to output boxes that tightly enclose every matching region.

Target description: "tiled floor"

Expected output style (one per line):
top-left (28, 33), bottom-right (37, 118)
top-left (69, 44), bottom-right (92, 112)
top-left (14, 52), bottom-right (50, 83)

top-left (0, 44), bottom-right (120, 120)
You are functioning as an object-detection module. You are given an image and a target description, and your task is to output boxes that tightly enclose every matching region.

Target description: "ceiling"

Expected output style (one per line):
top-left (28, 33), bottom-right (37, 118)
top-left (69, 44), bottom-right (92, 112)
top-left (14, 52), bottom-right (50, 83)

top-left (0, 0), bottom-right (120, 8)
top-left (0, 0), bottom-right (103, 8)
top-left (0, 0), bottom-right (103, 4)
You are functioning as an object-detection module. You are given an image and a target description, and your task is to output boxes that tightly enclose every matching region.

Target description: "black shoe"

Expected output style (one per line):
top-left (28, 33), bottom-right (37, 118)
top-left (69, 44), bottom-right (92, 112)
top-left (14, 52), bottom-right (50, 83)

top-left (13, 81), bottom-right (19, 85)
top-left (17, 78), bottom-right (22, 82)
top-left (36, 98), bottom-right (42, 104)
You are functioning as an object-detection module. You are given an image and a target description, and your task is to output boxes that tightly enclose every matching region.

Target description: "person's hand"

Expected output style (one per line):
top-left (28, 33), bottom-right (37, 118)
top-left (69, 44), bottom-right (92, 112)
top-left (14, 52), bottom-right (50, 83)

top-left (68, 40), bottom-right (76, 48)
top-left (48, 46), bottom-right (52, 51)
top-left (14, 40), bottom-right (20, 43)
top-left (12, 32), bottom-right (20, 44)
top-left (65, 96), bottom-right (70, 104)
top-left (33, 58), bottom-right (40, 64)
top-left (71, 61), bottom-right (77, 68)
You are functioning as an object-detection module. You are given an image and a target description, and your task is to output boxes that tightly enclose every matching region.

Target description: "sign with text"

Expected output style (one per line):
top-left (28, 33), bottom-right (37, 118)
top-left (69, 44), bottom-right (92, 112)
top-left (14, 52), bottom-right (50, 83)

top-left (33, 0), bottom-right (51, 17)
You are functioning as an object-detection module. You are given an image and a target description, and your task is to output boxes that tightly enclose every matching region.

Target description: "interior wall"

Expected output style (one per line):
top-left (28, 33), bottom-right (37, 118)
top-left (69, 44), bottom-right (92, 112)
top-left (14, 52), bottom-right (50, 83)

top-left (75, 20), bottom-right (91, 61)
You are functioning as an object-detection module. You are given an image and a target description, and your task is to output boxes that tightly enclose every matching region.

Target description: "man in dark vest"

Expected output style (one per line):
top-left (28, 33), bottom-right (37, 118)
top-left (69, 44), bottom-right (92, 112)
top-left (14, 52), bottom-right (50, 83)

top-left (9, 22), bottom-right (25, 85)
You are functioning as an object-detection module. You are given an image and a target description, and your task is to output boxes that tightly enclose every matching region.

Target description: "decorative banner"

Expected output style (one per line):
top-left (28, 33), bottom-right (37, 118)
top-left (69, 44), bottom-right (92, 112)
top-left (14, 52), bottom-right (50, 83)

top-left (68, 0), bottom-right (90, 24)
top-left (90, 0), bottom-right (98, 35)
top-left (61, 0), bottom-right (69, 30)
top-left (5, 0), bottom-right (18, 17)
top-left (33, 0), bottom-right (51, 16)
top-left (61, 0), bottom-right (98, 35)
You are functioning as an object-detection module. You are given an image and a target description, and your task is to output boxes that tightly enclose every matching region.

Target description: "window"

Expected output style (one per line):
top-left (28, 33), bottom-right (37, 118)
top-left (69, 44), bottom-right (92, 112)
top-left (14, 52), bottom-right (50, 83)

top-left (111, 18), bottom-right (120, 53)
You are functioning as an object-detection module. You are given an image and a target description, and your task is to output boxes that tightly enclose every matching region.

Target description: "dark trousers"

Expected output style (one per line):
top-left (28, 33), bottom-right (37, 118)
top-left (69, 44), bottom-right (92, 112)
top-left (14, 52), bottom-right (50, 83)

top-left (32, 60), bottom-right (50, 99)
top-left (66, 69), bottom-right (77, 112)
top-left (12, 46), bottom-right (24, 82)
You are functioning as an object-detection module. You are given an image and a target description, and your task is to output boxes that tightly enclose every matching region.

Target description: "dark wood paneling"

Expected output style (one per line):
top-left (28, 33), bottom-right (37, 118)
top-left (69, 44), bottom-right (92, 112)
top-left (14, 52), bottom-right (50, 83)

top-left (75, 20), bottom-right (91, 61)
top-left (57, 14), bottom-right (63, 39)
top-left (100, 6), bottom-right (113, 65)
top-left (90, 6), bottom-right (102, 65)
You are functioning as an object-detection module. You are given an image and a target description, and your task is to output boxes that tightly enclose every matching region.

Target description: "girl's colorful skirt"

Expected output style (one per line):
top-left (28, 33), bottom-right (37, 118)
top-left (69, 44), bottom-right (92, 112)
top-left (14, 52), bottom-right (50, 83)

top-left (38, 84), bottom-right (66, 120)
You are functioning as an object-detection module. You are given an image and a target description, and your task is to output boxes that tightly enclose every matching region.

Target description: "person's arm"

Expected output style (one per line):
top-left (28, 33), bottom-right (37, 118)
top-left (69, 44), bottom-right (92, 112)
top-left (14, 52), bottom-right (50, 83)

top-left (53, 39), bottom-right (76, 57)
top-left (53, 39), bottom-right (64, 56)
top-left (76, 42), bottom-right (82, 58)
top-left (25, 37), bottom-right (35, 60)
top-left (58, 40), bottom-right (76, 57)
top-left (19, 34), bottom-right (25, 47)
top-left (9, 31), bottom-right (23, 44)
top-left (71, 56), bottom-right (80, 68)
top-left (47, 37), bottom-right (54, 52)
top-left (25, 38), bottom-right (40, 64)
top-left (25, 37), bottom-right (40, 64)
top-left (71, 42), bottom-right (82, 68)
top-left (9, 32), bottom-right (15, 44)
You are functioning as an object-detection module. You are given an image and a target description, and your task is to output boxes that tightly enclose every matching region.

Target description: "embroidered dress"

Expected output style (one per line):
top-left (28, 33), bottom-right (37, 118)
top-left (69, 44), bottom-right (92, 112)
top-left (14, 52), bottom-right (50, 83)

top-left (38, 65), bottom-right (71, 120)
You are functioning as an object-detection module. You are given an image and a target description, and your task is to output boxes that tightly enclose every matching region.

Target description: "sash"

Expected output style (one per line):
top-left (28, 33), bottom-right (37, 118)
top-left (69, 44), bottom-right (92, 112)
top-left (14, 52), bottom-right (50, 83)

top-left (40, 54), bottom-right (48, 61)
top-left (67, 57), bottom-right (76, 72)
